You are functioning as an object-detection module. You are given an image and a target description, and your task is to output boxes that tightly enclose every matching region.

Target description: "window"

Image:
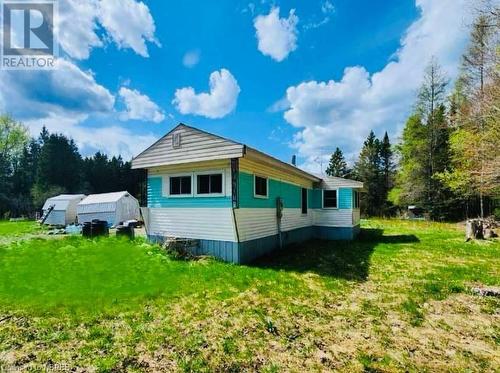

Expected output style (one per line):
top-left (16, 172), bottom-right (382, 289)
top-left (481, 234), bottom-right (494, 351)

top-left (169, 176), bottom-right (191, 195)
top-left (323, 190), bottom-right (338, 208)
top-left (254, 175), bottom-right (268, 198)
top-left (353, 190), bottom-right (360, 208)
top-left (197, 173), bottom-right (223, 194)
top-left (301, 188), bottom-right (308, 214)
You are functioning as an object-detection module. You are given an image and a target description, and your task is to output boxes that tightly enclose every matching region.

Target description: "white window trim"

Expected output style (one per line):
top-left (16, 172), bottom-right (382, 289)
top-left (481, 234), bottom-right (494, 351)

top-left (194, 170), bottom-right (226, 197)
top-left (163, 173), bottom-right (193, 198)
top-left (253, 174), bottom-right (269, 199)
top-left (322, 189), bottom-right (338, 209)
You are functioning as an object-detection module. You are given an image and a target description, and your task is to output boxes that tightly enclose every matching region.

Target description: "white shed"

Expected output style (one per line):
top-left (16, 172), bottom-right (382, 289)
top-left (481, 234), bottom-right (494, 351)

top-left (42, 194), bottom-right (86, 226)
top-left (76, 191), bottom-right (140, 226)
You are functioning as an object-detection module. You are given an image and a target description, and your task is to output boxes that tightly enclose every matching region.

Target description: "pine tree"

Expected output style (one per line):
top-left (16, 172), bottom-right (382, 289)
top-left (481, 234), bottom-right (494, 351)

top-left (380, 132), bottom-right (393, 194)
top-left (325, 147), bottom-right (348, 177)
top-left (353, 131), bottom-right (383, 216)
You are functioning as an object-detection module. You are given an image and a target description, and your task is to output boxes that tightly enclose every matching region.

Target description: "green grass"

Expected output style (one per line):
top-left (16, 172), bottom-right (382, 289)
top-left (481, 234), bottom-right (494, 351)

top-left (0, 219), bottom-right (498, 372)
top-left (0, 220), bottom-right (44, 238)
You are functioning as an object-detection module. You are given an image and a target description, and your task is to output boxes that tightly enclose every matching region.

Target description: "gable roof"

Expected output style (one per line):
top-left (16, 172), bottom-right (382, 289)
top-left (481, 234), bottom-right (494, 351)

top-left (42, 194), bottom-right (86, 211)
top-left (131, 123), bottom-right (245, 169)
top-left (78, 191), bottom-right (134, 205)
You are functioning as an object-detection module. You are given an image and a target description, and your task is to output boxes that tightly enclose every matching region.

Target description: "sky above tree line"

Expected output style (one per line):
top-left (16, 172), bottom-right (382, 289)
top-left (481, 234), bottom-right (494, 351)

top-left (0, 0), bottom-right (474, 172)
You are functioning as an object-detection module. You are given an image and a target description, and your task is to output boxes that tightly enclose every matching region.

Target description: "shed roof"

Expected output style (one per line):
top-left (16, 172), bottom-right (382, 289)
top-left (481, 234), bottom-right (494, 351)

top-left (42, 194), bottom-right (86, 211)
top-left (78, 191), bottom-right (134, 205)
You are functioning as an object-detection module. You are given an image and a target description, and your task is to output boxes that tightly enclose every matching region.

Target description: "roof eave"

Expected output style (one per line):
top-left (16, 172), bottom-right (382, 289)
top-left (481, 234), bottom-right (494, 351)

top-left (244, 147), bottom-right (322, 182)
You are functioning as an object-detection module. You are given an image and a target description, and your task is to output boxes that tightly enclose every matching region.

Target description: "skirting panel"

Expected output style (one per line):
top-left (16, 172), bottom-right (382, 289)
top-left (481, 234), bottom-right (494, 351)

top-left (314, 225), bottom-right (360, 240)
top-left (148, 225), bottom-right (359, 264)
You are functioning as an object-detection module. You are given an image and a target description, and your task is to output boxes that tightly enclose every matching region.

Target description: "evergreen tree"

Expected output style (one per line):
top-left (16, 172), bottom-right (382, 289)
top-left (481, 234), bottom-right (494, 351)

top-left (325, 147), bottom-right (348, 177)
top-left (32, 133), bottom-right (82, 208)
top-left (353, 131), bottom-right (383, 216)
top-left (380, 132), bottom-right (394, 194)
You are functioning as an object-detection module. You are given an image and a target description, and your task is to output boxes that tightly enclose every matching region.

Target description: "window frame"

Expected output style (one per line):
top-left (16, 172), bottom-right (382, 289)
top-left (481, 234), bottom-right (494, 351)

top-left (353, 190), bottom-right (360, 209)
top-left (194, 170), bottom-right (225, 197)
top-left (322, 189), bottom-right (338, 209)
top-left (164, 173), bottom-right (193, 198)
top-left (301, 188), bottom-right (308, 215)
top-left (253, 174), bottom-right (269, 199)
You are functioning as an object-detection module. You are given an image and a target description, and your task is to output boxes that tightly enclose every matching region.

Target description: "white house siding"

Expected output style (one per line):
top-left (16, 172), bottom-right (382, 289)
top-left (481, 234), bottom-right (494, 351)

top-left (353, 209), bottom-right (360, 225)
top-left (234, 208), bottom-right (313, 242)
top-left (148, 208), bottom-right (237, 242)
top-left (313, 209), bottom-right (354, 227)
top-left (132, 125), bottom-right (244, 169)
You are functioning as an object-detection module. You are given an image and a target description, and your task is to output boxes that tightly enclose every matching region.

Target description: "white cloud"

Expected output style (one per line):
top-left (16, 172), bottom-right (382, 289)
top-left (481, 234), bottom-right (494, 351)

top-left (56, 0), bottom-right (102, 60)
top-left (172, 69), bottom-right (241, 119)
top-left (0, 59), bottom-right (114, 118)
top-left (182, 50), bottom-right (201, 68)
top-left (282, 0), bottom-right (471, 173)
top-left (98, 0), bottom-right (159, 57)
top-left (254, 7), bottom-right (299, 62)
top-left (56, 0), bottom-right (158, 60)
top-left (118, 87), bottom-right (165, 123)
top-left (321, 1), bottom-right (335, 14)
top-left (24, 114), bottom-right (157, 160)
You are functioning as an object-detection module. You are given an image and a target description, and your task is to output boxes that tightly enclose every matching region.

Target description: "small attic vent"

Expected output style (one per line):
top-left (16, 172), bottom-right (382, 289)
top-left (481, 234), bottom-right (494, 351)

top-left (172, 132), bottom-right (181, 149)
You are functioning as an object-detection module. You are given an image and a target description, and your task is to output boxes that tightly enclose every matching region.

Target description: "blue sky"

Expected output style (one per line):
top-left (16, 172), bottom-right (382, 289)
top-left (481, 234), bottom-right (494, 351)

top-left (0, 0), bottom-right (471, 172)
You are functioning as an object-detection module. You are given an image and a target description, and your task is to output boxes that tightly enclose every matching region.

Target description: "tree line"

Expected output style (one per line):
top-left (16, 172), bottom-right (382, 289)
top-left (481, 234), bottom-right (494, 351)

top-left (0, 121), bottom-right (145, 218)
top-left (324, 7), bottom-right (499, 220)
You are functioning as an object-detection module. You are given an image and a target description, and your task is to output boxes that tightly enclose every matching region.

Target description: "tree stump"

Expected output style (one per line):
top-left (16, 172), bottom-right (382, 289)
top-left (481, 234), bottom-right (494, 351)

top-left (465, 219), bottom-right (484, 241)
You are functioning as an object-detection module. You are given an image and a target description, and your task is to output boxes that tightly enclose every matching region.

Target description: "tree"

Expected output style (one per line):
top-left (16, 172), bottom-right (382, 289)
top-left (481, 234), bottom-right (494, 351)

top-left (353, 131), bottom-right (384, 216)
top-left (395, 114), bottom-right (429, 207)
top-left (325, 147), bottom-right (348, 177)
top-left (394, 58), bottom-right (458, 219)
top-left (33, 133), bottom-right (82, 208)
top-left (416, 58), bottom-right (449, 206)
top-left (438, 10), bottom-right (500, 217)
top-left (380, 132), bottom-right (394, 194)
top-left (0, 115), bottom-right (29, 216)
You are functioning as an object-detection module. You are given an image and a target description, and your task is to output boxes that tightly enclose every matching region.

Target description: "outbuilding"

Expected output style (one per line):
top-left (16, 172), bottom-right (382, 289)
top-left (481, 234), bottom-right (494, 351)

top-left (42, 194), bottom-right (86, 226)
top-left (76, 191), bottom-right (140, 226)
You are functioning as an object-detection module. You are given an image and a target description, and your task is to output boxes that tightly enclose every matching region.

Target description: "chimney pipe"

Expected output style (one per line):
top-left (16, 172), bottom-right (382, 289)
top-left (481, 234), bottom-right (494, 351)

top-left (291, 155), bottom-right (297, 166)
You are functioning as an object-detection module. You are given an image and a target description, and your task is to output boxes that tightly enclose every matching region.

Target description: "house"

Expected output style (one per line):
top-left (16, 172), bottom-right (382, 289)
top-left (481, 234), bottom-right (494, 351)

top-left (76, 191), bottom-right (140, 226)
top-left (132, 124), bottom-right (363, 264)
top-left (42, 194), bottom-right (86, 226)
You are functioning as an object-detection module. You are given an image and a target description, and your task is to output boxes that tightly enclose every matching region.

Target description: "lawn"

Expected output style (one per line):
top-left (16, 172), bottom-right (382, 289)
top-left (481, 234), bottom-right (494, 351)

top-left (0, 220), bottom-right (498, 372)
top-left (0, 220), bottom-right (45, 240)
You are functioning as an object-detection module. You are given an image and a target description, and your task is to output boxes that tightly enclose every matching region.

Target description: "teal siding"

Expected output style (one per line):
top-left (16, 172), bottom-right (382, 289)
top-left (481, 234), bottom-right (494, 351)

top-left (239, 172), bottom-right (306, 209)
top-left (338, 188), bottom-right (353, 209)
top-left (147, 177), bottom-right (232, 208)
top-left (310, 189), bottom-right (322, 209)
top-left (310, 188), bottom-right (353, 209)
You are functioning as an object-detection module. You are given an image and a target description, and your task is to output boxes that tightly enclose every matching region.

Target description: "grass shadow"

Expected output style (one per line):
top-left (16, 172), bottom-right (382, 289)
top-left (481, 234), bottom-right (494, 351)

top-left (250, 228), bottom-right (419, 281)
